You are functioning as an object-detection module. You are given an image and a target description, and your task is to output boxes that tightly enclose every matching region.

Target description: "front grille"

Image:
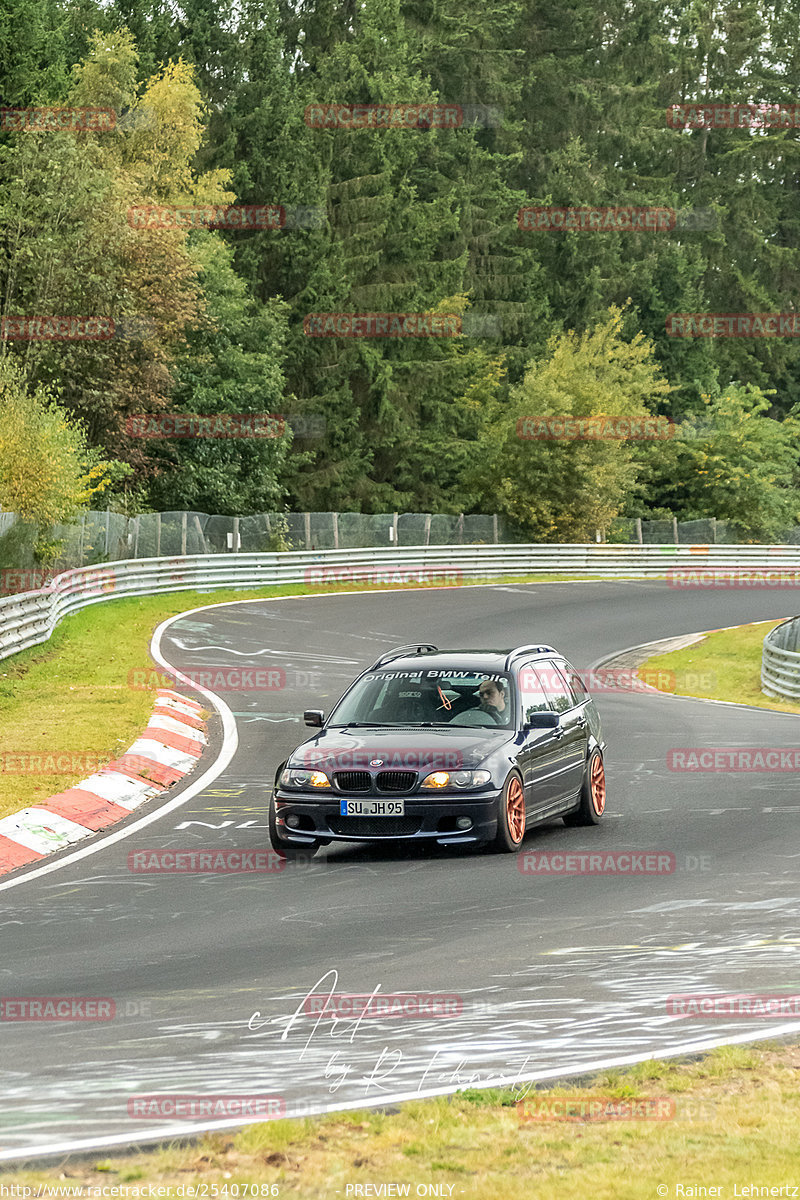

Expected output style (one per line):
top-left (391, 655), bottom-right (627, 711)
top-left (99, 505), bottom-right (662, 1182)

top-left (376, 770), bottom-right (417, 792)
top-left (334, 771), bottom-right (371, 791)
top-left (328, 816), bottom-right (423, 837)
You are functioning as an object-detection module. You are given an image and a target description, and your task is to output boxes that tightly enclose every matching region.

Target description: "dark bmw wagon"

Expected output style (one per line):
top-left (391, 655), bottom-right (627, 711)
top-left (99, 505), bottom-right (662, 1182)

top-left (269, 644), bottom-right (606, 856)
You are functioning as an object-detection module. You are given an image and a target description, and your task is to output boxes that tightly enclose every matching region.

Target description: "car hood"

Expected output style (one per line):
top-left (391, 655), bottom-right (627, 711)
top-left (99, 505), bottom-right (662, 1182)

top-left (288, 726), bottom-right (514, 772)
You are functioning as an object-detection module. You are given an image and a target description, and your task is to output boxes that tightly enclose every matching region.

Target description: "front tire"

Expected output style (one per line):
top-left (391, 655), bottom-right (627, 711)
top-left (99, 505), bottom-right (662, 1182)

top-left (493, 771), bottom-right (527, 852)
top-left (563, 748), bottom-right (606, 827)
top-left (269, 795), bottom-right (319, 859)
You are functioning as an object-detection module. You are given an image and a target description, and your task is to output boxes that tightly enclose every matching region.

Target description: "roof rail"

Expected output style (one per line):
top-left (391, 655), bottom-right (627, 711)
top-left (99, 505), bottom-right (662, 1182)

top-left (503, 644), bottom-right (556, 669)
top-left (370, 643), bottom-right (439, 670)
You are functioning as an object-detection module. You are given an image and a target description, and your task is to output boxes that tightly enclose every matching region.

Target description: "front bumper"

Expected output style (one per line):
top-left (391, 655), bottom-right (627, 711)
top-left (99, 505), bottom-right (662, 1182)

top-left (272, 788), bottom-right (502, 845)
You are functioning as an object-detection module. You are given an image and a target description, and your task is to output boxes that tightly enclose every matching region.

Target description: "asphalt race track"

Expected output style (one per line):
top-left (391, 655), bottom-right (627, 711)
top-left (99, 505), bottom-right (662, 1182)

top-left (1, 580), bottom-right (799, 1161)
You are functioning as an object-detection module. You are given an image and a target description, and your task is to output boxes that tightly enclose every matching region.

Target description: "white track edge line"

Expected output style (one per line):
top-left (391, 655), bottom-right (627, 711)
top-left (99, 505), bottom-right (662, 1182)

top-left (0, 611), bottom-right (238, 893)
top-left (590, 622), bottom-right (800, 716)
top-left (2, 1020), bottom-right (798, 1162)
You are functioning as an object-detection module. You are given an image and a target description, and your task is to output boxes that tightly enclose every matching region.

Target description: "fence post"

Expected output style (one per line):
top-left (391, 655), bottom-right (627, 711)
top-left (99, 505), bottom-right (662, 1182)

top-left (457, 513), bottom-right (464, 544)
top-left (332, 511), bottom-right (339, 549)
top-left (194, 515), bottom-right (207, 551)
top-left (304, 512), bottom-right (311, 549)
top-left (133, 515), bottom-right (140, 558)
top-left (492, 514), bottom-right (498, 543)
top-left (635, 517), bottom-right (642, 545)
top-left (424, 514), bottom-right (431, 546)
top-left (711, 517), bottom-right (717, 544)
top-left (104, 509), bottom-right (111, 558)
top-left (155, 512), bottom-right (161, 557)
top-left (181, 511), bottom-right (187, 555)
top-left (79, 512), bottom-right (86, 565)
top-left (392, 512), bottom-right (398, 545)
top-left (672, 516), bottom-right (679, 544)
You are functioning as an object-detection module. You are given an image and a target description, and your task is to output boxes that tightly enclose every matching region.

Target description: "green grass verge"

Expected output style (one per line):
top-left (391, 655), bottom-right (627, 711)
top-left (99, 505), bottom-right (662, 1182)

top-left (0, 1042), bottom-right (797, 1196)
top-left (639, 619), bottom-right (800, 714)
top-left (0, 572), bottom-right (592, 822)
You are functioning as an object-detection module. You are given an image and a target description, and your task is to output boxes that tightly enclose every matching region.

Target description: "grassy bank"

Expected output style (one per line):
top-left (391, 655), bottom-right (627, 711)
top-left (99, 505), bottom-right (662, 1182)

top-left (0, 1042), bottom-right (797, 1197)
top-left (639, 619), bottom-right (800, 714)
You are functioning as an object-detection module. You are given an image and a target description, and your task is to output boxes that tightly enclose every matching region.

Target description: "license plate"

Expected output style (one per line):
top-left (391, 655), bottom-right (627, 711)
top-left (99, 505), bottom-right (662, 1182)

top-left (340, 800), bottom-right (405, 817)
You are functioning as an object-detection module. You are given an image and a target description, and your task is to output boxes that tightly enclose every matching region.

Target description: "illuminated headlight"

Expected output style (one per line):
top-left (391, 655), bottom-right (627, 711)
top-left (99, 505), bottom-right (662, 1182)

top-left (420, 770), bottom-right (449, 789)
top-left (280, 768), bottom-right (331, 788)
top-left (420, 769), bottom-right (492, 790)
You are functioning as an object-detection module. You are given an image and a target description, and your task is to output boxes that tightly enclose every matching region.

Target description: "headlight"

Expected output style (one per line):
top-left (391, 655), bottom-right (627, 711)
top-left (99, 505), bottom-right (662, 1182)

top-left (279, 768), bottom-right (331, 788)
top-left (420, 769), bottom-right (492, 790)
top-left (420, 770), bottom-right (450, 789)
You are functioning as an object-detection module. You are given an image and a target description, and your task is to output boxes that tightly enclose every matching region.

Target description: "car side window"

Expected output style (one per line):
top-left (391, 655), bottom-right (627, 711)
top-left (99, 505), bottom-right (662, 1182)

top-left (517, 663), bottom-right (550, 725)
top-left (558, 659), bottom-right (589, 705)
top-left (538, 659), bottom-right (574, 713)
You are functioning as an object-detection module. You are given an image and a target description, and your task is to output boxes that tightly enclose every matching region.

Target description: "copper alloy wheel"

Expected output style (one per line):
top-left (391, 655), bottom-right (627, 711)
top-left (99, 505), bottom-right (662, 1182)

top-left (506, 776), bottom-right (526, 843)
top-left (590, 754), bottom-right (606, 815)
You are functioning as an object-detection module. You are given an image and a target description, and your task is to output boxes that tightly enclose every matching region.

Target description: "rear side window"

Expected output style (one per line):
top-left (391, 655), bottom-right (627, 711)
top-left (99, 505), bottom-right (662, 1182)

top-left (559, 660), bottom-right (589, 704)
top-left (537, 660), bottom-right (574, 713)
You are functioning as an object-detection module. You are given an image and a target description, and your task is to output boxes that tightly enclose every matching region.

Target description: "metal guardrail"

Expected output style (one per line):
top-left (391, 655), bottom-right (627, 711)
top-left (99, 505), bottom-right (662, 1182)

top-left (4, 543), bottom-right (800, 666)
top-left (762, 617), bottom-right (800, 700)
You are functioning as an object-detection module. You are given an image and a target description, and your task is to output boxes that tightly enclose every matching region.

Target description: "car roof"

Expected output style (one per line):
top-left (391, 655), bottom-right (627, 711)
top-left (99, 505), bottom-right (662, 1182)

top-left (368, 647), bottom-right (564, 674)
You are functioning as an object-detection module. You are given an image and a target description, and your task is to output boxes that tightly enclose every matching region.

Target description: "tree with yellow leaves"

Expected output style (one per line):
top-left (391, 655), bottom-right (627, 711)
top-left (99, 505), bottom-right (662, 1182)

top-left (0, 30), bottom-right (234, 472)
top-left (0, 357), bottom-right (113, 526)
top-left (474, 306), bottom-right (672, 541)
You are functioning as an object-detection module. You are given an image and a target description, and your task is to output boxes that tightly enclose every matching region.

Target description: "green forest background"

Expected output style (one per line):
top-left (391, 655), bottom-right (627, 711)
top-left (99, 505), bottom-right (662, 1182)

top-left (2, 0), bottom-right (800, 546)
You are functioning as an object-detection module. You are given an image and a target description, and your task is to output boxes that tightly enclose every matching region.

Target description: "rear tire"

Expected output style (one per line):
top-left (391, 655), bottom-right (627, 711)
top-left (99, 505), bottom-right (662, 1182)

top-left (269, 795), bottom-right (319, 859)
top-left (493, 772), bottom-right (527, 852)
top-left (563, 749), bottom-right (606, 827)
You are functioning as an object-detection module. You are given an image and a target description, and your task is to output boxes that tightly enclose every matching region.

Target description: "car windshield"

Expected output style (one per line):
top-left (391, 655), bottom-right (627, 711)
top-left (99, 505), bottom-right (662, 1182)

top-left (329, 668), bottom-right (514, 727)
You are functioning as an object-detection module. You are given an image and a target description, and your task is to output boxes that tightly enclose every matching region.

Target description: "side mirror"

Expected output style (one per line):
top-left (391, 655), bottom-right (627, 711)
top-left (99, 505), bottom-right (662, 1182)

top-left (303, 709), bottom-right (324, 727)
top-left (524, 710), bottom-right (559, 730)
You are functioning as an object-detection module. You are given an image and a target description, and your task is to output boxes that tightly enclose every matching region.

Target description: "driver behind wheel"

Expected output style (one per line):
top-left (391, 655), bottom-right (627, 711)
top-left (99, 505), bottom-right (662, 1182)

top-left (477, 679), bottom-right (507, 723)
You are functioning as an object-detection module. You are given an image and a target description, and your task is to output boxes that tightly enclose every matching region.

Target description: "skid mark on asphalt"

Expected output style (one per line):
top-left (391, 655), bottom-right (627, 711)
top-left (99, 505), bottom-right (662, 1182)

top-left (2, 930), bottom-right (799, 1154)
top-left (230, 713), bottom-right (301, 722)
top-left (168, 636), bottom-right (359, 664)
